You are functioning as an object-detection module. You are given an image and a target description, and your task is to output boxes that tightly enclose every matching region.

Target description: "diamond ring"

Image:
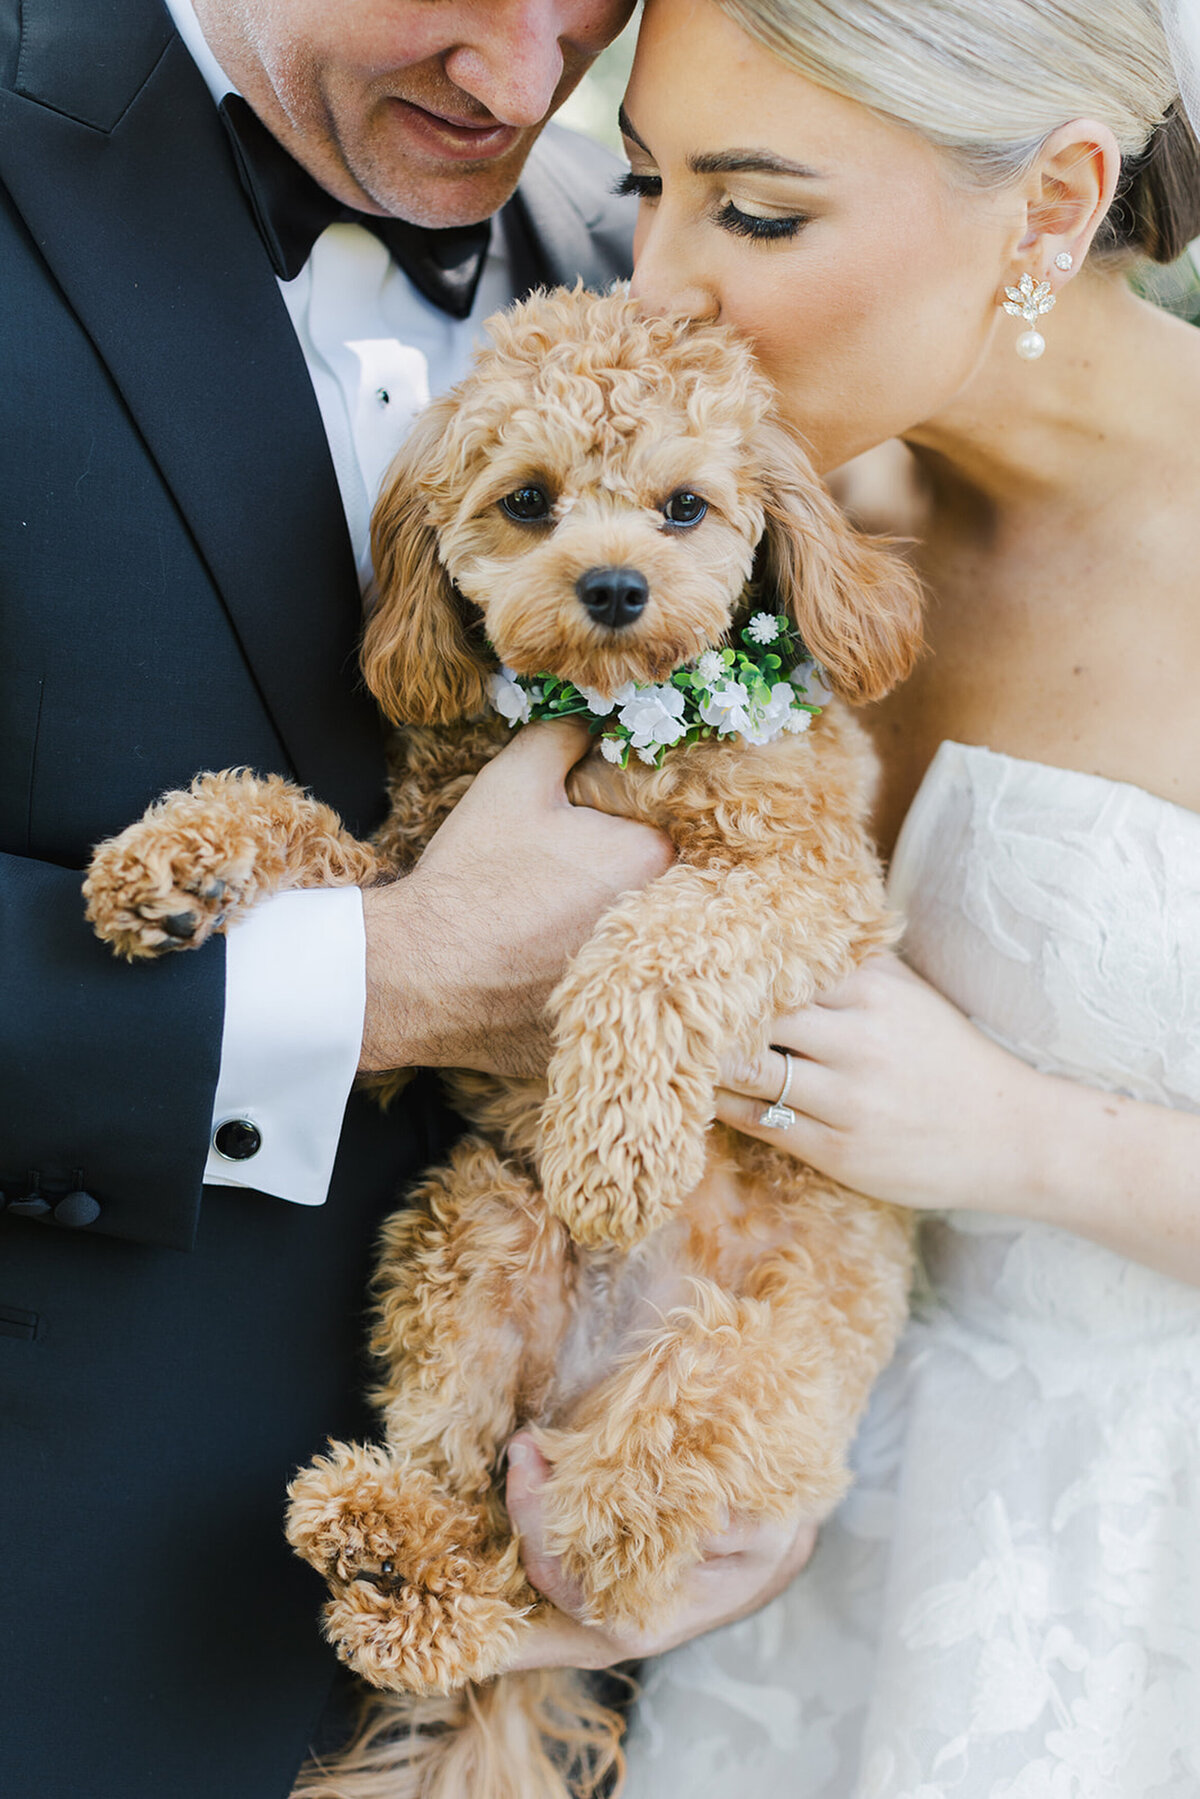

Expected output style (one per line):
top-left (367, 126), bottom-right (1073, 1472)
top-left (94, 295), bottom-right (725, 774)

top-left (757, 1050), bottom-right (797, 1130)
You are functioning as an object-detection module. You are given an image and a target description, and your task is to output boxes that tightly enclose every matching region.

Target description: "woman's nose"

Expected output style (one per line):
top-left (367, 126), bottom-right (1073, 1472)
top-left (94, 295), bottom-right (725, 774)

top-left (630, 221), bottom-right (719, 322)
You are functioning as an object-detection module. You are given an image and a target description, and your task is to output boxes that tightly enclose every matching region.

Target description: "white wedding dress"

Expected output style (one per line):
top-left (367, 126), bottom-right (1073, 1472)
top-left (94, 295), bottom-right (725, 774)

top-left (622, 741), bottom-right (1200, 1799)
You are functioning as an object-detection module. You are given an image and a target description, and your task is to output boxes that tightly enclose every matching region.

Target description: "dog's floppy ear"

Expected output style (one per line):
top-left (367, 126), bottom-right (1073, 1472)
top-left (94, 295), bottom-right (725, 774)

top-left (362, 396), bottom-right (492, 727)
top-left (753, 417), bottom-right (924, 704)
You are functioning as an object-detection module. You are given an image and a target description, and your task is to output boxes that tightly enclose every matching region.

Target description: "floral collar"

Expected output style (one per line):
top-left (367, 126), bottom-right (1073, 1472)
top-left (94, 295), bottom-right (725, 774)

top-left (487, 614), bottom-right (830, 769)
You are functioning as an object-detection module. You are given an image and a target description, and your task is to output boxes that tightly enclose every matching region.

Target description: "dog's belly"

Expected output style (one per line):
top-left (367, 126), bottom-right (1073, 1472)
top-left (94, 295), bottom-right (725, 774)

top-left (537, 1136), bottom-right (797, 1427)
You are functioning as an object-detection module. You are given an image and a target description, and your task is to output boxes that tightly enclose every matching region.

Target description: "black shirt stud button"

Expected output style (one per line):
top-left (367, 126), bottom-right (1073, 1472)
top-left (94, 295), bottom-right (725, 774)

top-left (213, 1118), bottom-right (262, 1161)
top-left (54, 1189), bottom-right (103, 1228)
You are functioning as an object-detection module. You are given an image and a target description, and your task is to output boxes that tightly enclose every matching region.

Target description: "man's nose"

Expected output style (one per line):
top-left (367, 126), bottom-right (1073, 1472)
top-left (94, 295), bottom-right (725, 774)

top-left (443, 0), bottom-right (573, 127)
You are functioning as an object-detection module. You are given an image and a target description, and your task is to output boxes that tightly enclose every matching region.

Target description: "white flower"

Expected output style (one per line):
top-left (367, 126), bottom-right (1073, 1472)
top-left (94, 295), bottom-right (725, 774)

top-left (616, 681), bottom-right (688, 751)
top-left (695, 649), bottom-right (726, 684)
top-left (635, 744), bottom-right (660, 765)
top-left (489, 667), bottom-right (533, 726)
top-left (578, 685), bottom-right (616, 716)
top-left (746, 612), bottom-right (781, 645)
top-left (782, 707), bottom-right (813, 734)
top-left (763, 678), bottom-right (803, 728)
top-left (791, 657), bottom-right (833, 707)
top-left (699, 677), bottom-right (752, 736)
top-left (599, 735), bottom-right (625, 764)
top-left (741, 680), bottom-right (804, 746)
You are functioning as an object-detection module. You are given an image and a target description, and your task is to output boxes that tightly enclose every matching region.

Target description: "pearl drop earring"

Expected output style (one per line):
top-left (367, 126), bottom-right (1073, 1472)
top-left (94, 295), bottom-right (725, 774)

top-left (1002, 271), bottom-right (1056, 360)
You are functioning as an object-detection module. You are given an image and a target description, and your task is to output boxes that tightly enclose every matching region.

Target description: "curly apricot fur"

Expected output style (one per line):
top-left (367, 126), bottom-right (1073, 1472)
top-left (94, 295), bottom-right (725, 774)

top-left (82, 289), bottom-right (921, 1799)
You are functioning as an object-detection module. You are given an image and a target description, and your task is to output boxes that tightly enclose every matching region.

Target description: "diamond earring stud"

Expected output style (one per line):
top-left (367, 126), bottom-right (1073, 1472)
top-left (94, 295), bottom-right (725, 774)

top-left (1054, 251), bottom-right (1074, 272)
top-left (1002, 271), bottom-right (1056, 360)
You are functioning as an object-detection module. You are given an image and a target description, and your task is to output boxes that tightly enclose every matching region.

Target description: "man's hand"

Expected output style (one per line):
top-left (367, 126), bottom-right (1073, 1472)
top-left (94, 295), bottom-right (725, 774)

top-left (360, 719), bottom-right (673, 1076)
top-left (504, 1435), bottom-right (818, 1671)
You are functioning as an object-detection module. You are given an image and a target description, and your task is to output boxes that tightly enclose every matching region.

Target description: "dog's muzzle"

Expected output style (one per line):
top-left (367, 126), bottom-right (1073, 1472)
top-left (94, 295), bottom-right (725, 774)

top-left (575, 566), bottom-right (649, 630)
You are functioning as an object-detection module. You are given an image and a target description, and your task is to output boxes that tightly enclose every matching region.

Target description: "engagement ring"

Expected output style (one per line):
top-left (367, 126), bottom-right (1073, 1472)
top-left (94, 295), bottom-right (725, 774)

top-left (757, 1050), bottom-right (797, 1130)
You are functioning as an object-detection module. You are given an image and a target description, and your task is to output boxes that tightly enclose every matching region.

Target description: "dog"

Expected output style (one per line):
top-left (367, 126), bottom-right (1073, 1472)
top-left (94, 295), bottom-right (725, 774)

top-left (84, 286), bottom-right (922, 1799)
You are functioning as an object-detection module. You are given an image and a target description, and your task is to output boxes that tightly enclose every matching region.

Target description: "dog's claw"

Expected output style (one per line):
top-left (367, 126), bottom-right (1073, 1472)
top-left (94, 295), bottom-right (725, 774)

top-left (161, 911), bottom-right (198, 939)
top-left (197, 877), bottom-right (227, 901)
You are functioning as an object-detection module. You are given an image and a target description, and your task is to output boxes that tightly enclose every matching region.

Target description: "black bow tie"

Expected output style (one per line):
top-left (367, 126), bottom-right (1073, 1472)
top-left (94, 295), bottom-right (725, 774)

top-left (219, 93), bottom-right (492, 319)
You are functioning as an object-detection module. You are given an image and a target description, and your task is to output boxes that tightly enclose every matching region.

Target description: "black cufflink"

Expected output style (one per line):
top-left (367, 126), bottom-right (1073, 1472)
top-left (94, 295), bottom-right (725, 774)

top-left (213, 1118), bottom-right (263, 1161)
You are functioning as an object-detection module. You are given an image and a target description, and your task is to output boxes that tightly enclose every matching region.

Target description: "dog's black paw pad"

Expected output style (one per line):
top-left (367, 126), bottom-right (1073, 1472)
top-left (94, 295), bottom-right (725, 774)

top-left (162, 911), bottom-right (199, 939)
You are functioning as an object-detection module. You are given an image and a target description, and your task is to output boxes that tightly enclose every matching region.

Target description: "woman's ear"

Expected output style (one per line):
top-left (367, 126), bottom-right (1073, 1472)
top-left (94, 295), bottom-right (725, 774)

top-left (753, 417), bottom-right (924, 704)
top-left (1014, 117), bottom-right (1122, 272)
top-left (362, 397), bottom-right (492, 727)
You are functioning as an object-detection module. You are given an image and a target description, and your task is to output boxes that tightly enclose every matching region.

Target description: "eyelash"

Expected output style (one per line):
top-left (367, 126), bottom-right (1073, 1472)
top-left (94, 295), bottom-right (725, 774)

top-left (717, 201), bottom-right (807, 241)
top-left (613, 172), bottom-right (808, 242)
top-left (613, 171), bottom-right (662, 201)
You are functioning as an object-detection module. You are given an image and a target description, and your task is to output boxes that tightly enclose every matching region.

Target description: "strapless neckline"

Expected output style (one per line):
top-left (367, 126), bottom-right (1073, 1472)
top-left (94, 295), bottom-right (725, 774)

top-left (887, 735), bottom-right (1200, 1119)
top-left (894, 738), bottom-right (1200, 883)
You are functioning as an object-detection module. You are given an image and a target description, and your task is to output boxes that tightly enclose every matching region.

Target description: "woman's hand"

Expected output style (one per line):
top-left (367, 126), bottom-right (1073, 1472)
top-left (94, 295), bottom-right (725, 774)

top-left (717, 950), bottom-right (1200, 1283)
top-left (504, 1435), bottom-right (817, 1671)
top-left (716, 951), bottom-right (1042, 1215)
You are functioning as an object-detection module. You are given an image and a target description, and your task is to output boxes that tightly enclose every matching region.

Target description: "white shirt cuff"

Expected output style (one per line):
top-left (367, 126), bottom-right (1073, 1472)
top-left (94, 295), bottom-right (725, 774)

top-left (204, 886), bottom-right (366, 1205)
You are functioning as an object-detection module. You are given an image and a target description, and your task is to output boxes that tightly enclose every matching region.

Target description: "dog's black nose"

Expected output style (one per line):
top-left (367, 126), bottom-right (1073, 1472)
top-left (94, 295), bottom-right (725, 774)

top-left (575, 566), bottom-right (649, 629)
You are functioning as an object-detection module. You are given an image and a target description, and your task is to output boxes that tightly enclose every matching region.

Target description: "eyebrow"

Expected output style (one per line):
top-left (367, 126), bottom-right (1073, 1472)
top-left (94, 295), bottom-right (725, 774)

top-left (618, 107), bottom-right (826, 181)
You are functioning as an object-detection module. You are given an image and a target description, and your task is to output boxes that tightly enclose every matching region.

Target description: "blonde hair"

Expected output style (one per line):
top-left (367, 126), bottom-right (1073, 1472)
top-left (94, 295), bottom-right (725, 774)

top-left (715, 0), bottom-right (1200, 260)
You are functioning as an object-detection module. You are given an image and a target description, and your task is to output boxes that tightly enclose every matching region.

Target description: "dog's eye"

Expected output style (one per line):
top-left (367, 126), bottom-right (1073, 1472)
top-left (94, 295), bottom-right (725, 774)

top-left (500, 486), bottom-right (552, 523)
top-left (662, 490), bottom-right (708, 528)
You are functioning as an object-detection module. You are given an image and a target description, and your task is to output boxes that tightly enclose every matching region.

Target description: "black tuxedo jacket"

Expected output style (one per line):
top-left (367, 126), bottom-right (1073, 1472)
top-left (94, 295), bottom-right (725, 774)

top-left (0, 2), bottom-right (633, 1793)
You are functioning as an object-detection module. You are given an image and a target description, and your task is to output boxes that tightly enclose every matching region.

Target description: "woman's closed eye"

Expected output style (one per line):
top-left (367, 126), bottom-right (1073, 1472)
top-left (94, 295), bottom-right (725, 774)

top-left (715, 200), bottom-right (808, 241)
top-left (613, 170), bottom-right (662, 203)
top-left (614, 170), bottom-right (807, 243)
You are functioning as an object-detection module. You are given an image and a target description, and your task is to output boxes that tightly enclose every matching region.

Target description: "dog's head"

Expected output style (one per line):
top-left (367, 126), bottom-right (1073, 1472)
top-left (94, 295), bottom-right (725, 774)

top-left (363, 286), bottom-right (922, 727)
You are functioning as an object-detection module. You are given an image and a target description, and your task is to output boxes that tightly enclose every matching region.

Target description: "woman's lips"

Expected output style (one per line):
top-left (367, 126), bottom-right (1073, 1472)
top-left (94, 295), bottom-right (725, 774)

top-left (390, 97), bottom-right (523, 162)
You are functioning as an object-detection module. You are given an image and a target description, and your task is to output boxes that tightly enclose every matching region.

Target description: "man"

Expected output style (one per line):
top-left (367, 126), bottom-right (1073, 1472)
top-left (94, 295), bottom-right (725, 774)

top-left (0, 4), bottom-right (669, 1794)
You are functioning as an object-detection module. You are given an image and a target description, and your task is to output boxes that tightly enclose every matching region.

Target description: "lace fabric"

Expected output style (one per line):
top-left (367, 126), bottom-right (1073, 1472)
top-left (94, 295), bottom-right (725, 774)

top-left (623, 742), bottom-right (1200, 1799)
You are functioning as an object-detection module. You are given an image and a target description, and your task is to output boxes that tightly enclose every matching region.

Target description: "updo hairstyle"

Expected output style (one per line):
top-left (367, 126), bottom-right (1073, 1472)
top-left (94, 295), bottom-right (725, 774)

top-left (715, 0), bottom-right (1200, 263)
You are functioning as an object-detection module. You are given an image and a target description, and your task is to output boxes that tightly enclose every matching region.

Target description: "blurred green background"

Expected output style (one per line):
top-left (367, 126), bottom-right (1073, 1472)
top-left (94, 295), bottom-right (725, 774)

top-left (557, 9), bottom-right (640, 152)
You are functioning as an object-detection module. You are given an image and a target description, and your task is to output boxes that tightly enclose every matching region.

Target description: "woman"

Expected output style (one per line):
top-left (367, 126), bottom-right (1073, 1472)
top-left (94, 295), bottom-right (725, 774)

top-left (507, 0), bottom-right (1200, 1790)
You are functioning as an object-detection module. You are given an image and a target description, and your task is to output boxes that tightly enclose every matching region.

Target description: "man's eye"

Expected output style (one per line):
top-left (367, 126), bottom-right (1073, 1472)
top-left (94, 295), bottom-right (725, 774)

top-left (500, 486), bottom-right (552, 522)
top-left (662, 490), bottom-right (708, 527)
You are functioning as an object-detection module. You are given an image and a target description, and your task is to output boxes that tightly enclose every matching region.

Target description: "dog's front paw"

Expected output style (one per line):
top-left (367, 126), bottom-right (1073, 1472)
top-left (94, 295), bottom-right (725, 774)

top-left (84, 835), bottom-right (243, 959)
top-left (84, 804), bottom-right (259, 960)
top-left (82, 770), bottom-right (298, 958)
top-left (286, 1442), bottom-right (530, 1695)
top-left (539, 1040), bottom-right (710, 1249)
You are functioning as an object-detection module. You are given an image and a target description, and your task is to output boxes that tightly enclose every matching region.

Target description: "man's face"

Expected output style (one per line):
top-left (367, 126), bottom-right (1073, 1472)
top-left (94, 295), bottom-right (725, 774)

top-left (198, 0), bottom-right (636, 226)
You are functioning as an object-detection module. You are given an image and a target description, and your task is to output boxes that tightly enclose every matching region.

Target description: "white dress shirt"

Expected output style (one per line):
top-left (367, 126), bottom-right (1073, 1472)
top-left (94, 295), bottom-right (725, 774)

top-left (165, 0), bottom-right (514, 1204)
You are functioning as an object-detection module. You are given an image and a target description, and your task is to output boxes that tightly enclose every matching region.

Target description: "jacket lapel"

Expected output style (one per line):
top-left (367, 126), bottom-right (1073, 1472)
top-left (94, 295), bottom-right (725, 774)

top-left (1, 0), bottom-right (386, 830)
top-left (508, 123), bottom-right (635, 293)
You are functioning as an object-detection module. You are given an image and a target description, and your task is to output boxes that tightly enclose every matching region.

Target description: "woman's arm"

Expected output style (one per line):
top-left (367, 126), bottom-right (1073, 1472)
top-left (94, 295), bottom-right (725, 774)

top-left (717, 952), bottom-right (1200, 1285)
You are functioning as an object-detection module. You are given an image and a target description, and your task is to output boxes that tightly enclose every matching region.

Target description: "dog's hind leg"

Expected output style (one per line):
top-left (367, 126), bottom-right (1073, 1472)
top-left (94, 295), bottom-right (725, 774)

top-left (287, 1135), bottom-right (572, 1695)
top-left (532, 1171), bottom-right (912, 1635)
top-left (84, 768), bottom-right (381, 958)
